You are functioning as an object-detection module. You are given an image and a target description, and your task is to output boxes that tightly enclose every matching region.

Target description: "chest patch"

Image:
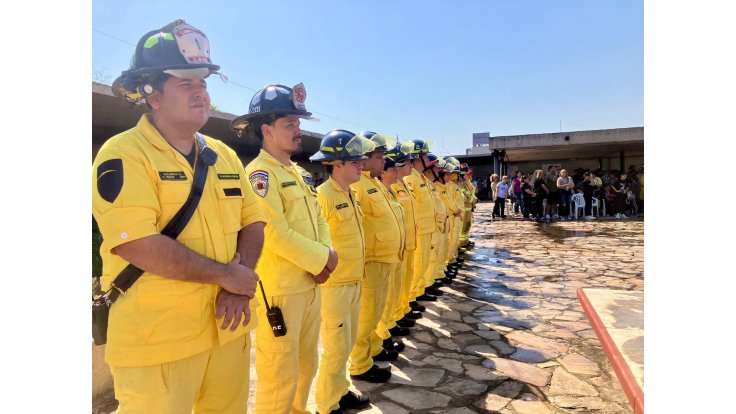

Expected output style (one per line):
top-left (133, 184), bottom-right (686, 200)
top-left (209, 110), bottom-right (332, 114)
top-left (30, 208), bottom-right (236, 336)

top-left (159, 171), bottom-right (187, 181)
top-left (249, 170), bottom-right (269, 197)
top-left (223, 188), bottom-right (242, 197)
top-left (420, 183), bottom-right (426, 187)
top-left (367, 188), bottom-right (378, 194)
top-left (282, 181), bottom-right (297, 188)
top-left (218, 173), bottom-right (240, 180)
top-left (336, 203), bottom-right (349, 210)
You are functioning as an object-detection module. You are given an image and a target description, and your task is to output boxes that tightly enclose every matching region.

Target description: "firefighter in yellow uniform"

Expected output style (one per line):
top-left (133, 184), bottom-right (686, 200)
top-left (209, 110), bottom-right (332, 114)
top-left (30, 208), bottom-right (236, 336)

top-left (387, 145), bottom-right (424, 328)
top-left (401, 140), bottom-right (439, 306)
top-left (373, 153), bottom-right (412, 357)
top-left (310, 130), bottom-right (375, 414)
top-left (443, 157), bottom-right (465, 277)
top-left (424, 153), bottom-right (449, 297)
top-left (231, 84), bottom-right (338, 414)
top-left (457, 163), bottom-right (478, 250)
top-left (435, 158), bottom-right (461, 284)
top-left (465, 166), bottom-right (478, 249)
top-left (93, 20), bottom-right (266, 414)
top-left (349, 132), bottom-right (402, 382)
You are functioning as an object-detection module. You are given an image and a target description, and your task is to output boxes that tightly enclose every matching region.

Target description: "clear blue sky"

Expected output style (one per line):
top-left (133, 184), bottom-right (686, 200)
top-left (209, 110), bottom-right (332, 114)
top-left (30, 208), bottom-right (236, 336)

top-left (92, 0), bottom-right (643, 155)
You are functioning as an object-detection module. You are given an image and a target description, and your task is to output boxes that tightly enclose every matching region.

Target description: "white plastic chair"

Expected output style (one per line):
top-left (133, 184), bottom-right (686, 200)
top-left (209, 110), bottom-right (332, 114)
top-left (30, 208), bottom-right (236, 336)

top-left (591, 197), bottom-right (600, 217)
top-left (571, 193), bottom-right (585, 219)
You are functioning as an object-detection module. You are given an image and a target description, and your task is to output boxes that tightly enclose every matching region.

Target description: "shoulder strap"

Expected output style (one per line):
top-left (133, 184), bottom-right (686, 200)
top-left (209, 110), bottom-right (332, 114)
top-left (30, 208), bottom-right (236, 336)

top-left (106, 133), bottom-right (218, 303)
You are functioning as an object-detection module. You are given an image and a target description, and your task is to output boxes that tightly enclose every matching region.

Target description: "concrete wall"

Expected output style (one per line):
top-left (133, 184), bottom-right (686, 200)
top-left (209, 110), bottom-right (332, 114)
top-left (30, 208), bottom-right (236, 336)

top-left (489, 127), bottom-right (643, 149)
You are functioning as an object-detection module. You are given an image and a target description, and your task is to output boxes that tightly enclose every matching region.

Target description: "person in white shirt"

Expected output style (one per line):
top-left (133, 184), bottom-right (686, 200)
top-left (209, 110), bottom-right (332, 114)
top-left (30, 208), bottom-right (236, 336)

top-left (494, 176), bottom-right (510, 219)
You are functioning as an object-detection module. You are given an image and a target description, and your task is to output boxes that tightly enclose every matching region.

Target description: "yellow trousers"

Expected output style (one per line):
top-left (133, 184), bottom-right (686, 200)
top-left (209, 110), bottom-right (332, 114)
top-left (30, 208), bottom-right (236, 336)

top-left (447, 216), bottom-right (461, 264)
top-left (373, 261), bottom-right (404, 350)
top-left (410, 232), bottom-right (433, 300)
top-left (424, 231), bottom-right (448, 287)
top-left (315, 283), bottom-right (361, 414)
top-left (254, 287), bottom-right (321, 414)
top-left (459, 207), bottom-right (472, 246)
top-left (433, 230), bottom-right (450, 280)
top-left (110, 333), bottom-right (250, 414)
top-left (349, 261), bottom-right (391, 375)
top-left (394, 248), bottom-right (416, 320)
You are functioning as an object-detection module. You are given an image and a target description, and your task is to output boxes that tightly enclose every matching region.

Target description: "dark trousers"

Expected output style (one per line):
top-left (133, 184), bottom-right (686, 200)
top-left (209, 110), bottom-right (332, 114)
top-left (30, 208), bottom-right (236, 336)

top-left (493, 197), bottom-right (506, 217)
top-left (584, 193), bottom-right (593, 216)
top-left (522, 197), bottom-right (533, 218)
top-left (532, 196), bottom-right (544, 218)
top-left (559, 191), bottom-right (571, 216)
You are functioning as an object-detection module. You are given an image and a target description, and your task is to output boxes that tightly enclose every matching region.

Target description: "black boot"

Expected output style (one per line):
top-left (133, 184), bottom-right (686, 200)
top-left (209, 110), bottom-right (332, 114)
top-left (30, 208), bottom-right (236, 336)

top-left (426, 286), bottom-right (444, 296)
top-left (383, 337), bottom-right (405, 352)
top-left (405, 310), bottom-right (423, 319)
top-left (396, 317), bottom-right (415, 328)
top-left (416, 293), bottom-right (437, 302)
top-left (388, 326), bottom-right (410, 337)
top-left (350, 365), bottom-right (391, 383)
top-left (339, 390), bottom-right (370, 410)
top-left (410, 301), bottom-right (426, 311)
top-left (373, 348), bottom-right (399, 361)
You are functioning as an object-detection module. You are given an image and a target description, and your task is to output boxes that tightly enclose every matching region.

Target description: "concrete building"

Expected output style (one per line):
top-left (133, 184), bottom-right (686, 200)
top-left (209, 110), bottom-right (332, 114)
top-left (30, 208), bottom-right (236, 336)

top-left (456, 127), bottom-right (643, 199)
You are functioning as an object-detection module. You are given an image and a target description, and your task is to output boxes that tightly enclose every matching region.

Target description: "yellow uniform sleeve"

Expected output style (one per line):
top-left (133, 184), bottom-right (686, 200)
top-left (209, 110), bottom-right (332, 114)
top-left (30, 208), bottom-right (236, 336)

top-left (315, 194), bottom-right (332, 248)
top-left (92, 142), bottom-right (160, 254)
top-left (248, 167), bottom-right (329, 276)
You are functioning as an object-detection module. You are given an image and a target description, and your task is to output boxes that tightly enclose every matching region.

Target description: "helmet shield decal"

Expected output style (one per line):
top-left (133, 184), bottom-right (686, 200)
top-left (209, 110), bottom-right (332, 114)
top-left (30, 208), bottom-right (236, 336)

top-left (292, 83), bottom-right (307, 111)
top-left (172, 23), bottom-right (213, 64)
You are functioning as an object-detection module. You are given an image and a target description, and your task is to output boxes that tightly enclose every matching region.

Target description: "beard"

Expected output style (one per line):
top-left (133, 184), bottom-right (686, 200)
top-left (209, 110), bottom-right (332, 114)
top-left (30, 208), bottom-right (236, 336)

top-left (285, 136), bottom-right (303, 156)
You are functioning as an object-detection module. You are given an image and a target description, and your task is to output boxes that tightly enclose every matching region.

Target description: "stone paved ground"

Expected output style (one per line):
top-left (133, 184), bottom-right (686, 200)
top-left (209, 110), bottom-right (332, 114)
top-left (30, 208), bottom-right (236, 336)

top-left (94, 201), bottom-right (643, 413)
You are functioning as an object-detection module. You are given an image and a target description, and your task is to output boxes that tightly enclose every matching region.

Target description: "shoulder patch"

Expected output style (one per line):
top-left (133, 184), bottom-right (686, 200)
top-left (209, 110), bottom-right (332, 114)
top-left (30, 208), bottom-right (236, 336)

top-left (249, 170), bottom-right (269, 197)
top-left (301, 173), bottom-right (317, 194)
top-left (97, 158), bottom-right (123, 203)
top-left (335, 203), bottom-right (349, 210)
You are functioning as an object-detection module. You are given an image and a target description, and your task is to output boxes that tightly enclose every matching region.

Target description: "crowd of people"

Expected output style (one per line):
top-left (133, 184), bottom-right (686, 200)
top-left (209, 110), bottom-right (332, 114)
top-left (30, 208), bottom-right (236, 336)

top-left (488, 165), bottom-right (644, 222)
top-left (92, 20), bottom-right (482, 414)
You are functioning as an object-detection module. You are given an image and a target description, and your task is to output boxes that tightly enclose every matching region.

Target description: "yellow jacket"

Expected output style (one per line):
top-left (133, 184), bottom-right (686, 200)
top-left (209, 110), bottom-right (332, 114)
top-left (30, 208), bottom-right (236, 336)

top-left (403, 168), bottom-right (436, 235)
top-left (92, 114), bottom-right (267, 367)
top-left (437, 181), bottom-right (459, 217)
top-left (316, 177), bottom-right (365, 286)
top-left (391, 180), bottom-right (417, 251)
top-left (380, 182), bottom-right (406, 260)
top-left (430, 181), bottom-right (448, 233)
top-left (350, 172), bottom-right (402, 263)
top-left (448, 180), bottom-right (465, 214)
top-left (245, 150), bottom-right (331, 297)
top-left (459, 179), bottom-right (478, 206)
